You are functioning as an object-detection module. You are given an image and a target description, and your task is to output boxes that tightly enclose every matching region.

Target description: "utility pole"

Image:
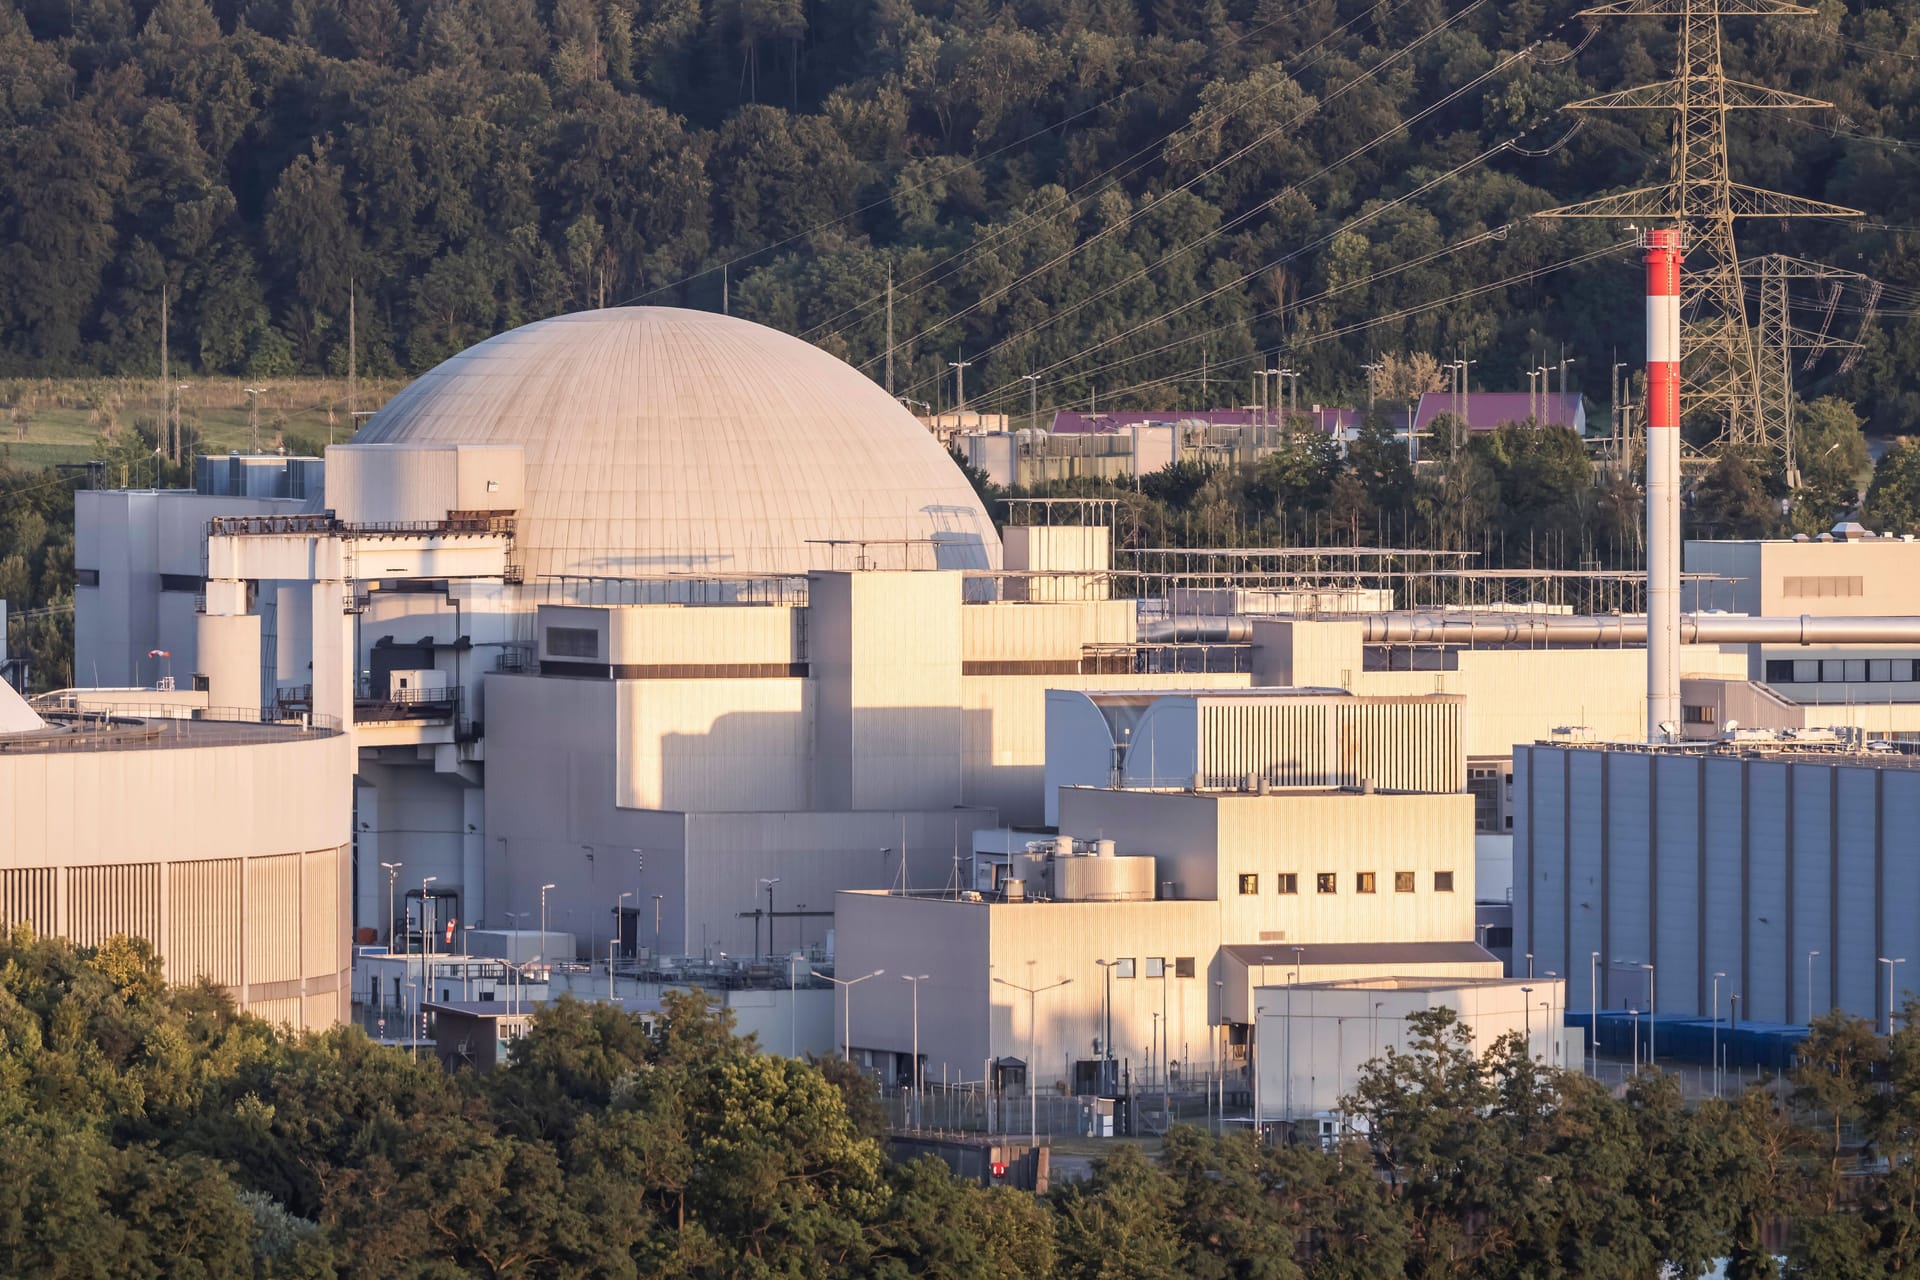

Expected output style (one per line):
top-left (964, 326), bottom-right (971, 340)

top-left (246, 387), bottom-right (262, 453)
top-left (722, 263), bottom-right (729, 316)
top-left (159, 283), bottom-right (172, 465)
top-left (347, 277), bottom-right (357, 425)
top-left (1022, 372), bottom-right (1040, 432)
top-left (948, 356), bottom-right (972, 415)
top-left (884, 265), bottom-right (894, 397)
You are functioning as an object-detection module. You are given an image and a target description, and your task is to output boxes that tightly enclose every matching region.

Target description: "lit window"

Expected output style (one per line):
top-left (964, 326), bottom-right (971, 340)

top-left (1277, 873), bottom-right (1298, 895)
top-left (1394, 871), bottom-right (1415, 893)
top-left (1356, 872), bottom-right (1376, 894)
top-left (1174, 957), bottom-right (1195, 979)
top-left (1316, 873), bottom-right (1338, 895)
top-left (1144, 957), bottom-right (1166, 978)
top-left (1115, 958), bottom-right (1136, 979)
top-left (1434, 871), bottom-right (1455, 892)
top-left (1238, 874), bottom-right (1259, 895)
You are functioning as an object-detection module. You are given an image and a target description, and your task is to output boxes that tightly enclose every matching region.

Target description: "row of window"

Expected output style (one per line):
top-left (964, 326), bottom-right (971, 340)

top-left (1106, 956), bottom-right (1197, 979)
top-left (1238, 870), bottom-right (1455, 895)
top-left (1765, 658), bottom-right (1920, 685)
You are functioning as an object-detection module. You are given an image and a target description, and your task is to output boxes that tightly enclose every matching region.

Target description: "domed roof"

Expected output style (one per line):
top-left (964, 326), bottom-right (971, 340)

top-left (354, 307), bottom-right (1000, 580)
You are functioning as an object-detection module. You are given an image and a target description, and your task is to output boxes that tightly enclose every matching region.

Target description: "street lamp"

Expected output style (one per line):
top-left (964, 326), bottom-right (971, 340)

top-left (1252, 1004), bottom-right (1266, 1141)
top-left (814, 968), bottom-right (885, 1063)
top-left (1525, 952), bottom-right (1535, 980)
top-left (1807, 950), bottom-right (1822, 1024)
top-left (1882, 958), bottom-right (1908, 1037)
top-left (1095, 959), bottom-right (1120, 1094)
top-left (614, 891), bottom-right (633, 995)
top-left (1615, 959), bottom-right (1655, 1066)
top-left (417, 875), bottom-right (438, 1061)
top-left (1712, 972), bottom-right (1727, 1097)
top-left (380, 861), bottom-right (403, 950)
top-left (651, 893), bottom-right (664, 957)
top-left (994, 971), bottom-right (1072, 1150)
top-left (1522, 985), bottom-right (1534, 1054)
top-left (1589, 951), bottom-right (1600, 1073)
top-left (540, 883), bottom-right (556, 943)
top-left (901, 974), bottom-right (930, 1128)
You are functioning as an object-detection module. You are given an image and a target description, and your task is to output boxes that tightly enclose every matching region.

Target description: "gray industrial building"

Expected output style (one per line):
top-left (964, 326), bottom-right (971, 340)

top-left (1514, 739), bottom-right (1920, 1030)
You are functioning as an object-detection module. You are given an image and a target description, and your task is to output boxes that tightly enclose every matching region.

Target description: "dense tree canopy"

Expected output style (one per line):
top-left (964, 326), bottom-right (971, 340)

top-left (4, 929), bottom-right (1920, 1277)
top-left (0, 0), bottom-right (1916, 438)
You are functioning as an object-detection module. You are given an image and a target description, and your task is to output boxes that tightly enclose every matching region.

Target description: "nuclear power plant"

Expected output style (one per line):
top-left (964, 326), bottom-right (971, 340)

top-left (0, 281), bottom-right (1909, 1134)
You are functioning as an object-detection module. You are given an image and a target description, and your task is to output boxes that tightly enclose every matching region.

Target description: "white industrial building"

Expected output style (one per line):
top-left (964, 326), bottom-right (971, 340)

top-left (832, 687), bottom-right (1506, 1125)
top-left (57, 302), bottom-right (1920, 1045)
top-left (0, 681), bottom-right (352, 1028)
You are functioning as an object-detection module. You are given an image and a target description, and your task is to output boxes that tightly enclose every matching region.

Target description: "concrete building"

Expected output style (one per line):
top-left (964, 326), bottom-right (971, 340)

top-left (1513, 737), bottom-right (1920, 1031)
top-left (831, 689), bottom-right (1495, 1111)
top-left (0, 681), bottom-right (353, 1028)
top-left (1253, 974), bottom-right (1571, 1137)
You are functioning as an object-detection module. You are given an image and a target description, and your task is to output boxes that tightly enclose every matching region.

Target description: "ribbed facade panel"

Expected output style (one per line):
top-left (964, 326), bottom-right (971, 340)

top-left (247, 854), bottom-right (301, 984)
top-left (64, 863), bottom-right (160, 949)
top-left (302, 846), bottom-right (342, 981)
top-left (1702, 759), bottom-right (1745, 1018)
top-left (166, 858), bottom-right (241, 986)
top-left (1654, 754), bottom-right (1701, 1017)
top-left (1885, 775), bottom-right (1920, 1027)
top-left (1746, 764), bottom-right (1789, 1024)
top-left (1194, 697), bottom-right (1462, 793)
top-left (1605, 756), bottom-right (1652, 1003)
top-left (1835, 768), bottom-right (1880, 1018)
top-left (0, 868), bottom-right (57, 935)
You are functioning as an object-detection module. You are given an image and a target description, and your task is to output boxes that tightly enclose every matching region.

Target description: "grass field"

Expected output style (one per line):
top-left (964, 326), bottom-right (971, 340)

top-left (0, 376), bottom-right (408, 470)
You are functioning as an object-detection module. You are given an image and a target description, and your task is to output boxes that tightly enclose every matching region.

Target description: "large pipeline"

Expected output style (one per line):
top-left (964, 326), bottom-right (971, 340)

top-left (1136, 616), bottom-right (1256, 644)
top-left (1357, 613), bottom-right (1920, 647)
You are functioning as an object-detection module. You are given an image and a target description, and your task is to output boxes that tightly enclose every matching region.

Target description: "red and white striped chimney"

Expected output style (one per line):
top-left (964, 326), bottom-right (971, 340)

top-left (1644, 228), bottom-right (1683, 741)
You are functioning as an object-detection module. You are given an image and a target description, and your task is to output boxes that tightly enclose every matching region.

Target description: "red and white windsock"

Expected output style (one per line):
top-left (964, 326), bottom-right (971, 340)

top-left (1645, 228), bottom-right (1682, 741)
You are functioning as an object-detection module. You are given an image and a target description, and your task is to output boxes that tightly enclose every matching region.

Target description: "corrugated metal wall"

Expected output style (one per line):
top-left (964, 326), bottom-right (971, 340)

top-left (0, 867), bottom-right (57, 935)
top-left (166, 857), bottom-right (242, 986)
top-left (1196, 698), bottom-right (1463, 794)
top-left (65, 863), bottom-right (160, 948)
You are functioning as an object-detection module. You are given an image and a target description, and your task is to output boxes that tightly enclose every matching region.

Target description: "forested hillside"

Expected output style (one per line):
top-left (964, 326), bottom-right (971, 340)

top-left (2, 0), bottom-right (1918, 431)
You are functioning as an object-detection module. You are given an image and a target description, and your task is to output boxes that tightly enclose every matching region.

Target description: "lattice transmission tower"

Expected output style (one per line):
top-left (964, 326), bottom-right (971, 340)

top-left (1540, 0), bottom-right (1860, 469)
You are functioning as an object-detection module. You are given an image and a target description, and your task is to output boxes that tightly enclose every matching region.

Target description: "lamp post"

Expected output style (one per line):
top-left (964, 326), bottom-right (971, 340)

top-left (1213, 978), bottom-right (1225, 1132)
top-left (901, 974), bottom-right (930, 1128)
top-left (759, 877), bottom-right (782, 961)
top-left (814, 968), bottom-right (885, 1063)
top-left (1286, 946), bottom-right (1304, 1122)
top-left (1616, 959), bottom-right (1655, 1066)
top-left (788, 953), bottom-right (801, 1058)
top-left (417, 875), bottom-right (438, 1061)
top-left (614, 891), bottom-right (633, 995)
top-left (1629, 1005), bottom-right (1640, 1071)
top-left (1522, 985), bottom-right (1534, 1055)
top-left (1712, 972), bottom-right (1727, 1098)
top-left (540, 882), bottom-right (556, 944)
top-left (1807, 950), bottom-right (1822, 1024)
top-left (1252, 1004), bottom-right (1265, 1142)
top-left (1096, 960), bottom-right (1119, 1094)
top-left (1589, 951), bottom-right (1600, 1073)
top-left (651, 893), bottom-right (664, 957)
top-left (380, 861), bottom-right (403, 950)
top-left (1525, 952), bottom-right (1535, 980)
top-left (1157, 962), bottom-right (1170, 1120)
top-left (994, 971), bottom-right (1071, 1150)
top-left (1882, 958), bottom-right (1908, 1037)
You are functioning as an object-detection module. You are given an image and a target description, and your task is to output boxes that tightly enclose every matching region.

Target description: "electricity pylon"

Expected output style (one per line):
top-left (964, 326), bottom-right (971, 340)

top-left (1744, 254), bottom-right (1881, 477)
top-left (1539, 0), bottom-right (1860, 467)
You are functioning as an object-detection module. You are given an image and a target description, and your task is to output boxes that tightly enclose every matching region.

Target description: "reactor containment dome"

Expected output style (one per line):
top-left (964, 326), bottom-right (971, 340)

top-left (352, 307), bottom-right (1002, 579)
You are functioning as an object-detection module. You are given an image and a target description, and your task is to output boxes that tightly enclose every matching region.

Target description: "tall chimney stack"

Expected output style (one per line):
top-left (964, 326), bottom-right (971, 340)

top-left (1644, 228), bottom-right (1683, 741)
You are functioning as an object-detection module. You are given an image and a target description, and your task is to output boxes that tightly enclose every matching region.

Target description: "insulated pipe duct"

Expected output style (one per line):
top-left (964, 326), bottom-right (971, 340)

top-left (1645, 228), bottom-right (1684, 741)
top-left (1136, 616), bottom-right (1255, 644)
top-left (1356, 613), bottom-right (1920, 646)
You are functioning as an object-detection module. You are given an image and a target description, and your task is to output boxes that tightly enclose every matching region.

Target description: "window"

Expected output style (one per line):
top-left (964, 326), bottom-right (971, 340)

top-left (1316, 873), bottom-right (1338, 895)
top-left (1871, 659), bottom-right (1894, 682)
top-left (547, 626), bottom-right (599, 659)
top-left (1394, 871), bottom-right (1416, 893)
top-left (1144, 957), bottom-right (1166, 979)
top-left (1765, 659), bottom-right (1793, 683)
top-left (1356, 872), bottom-right (1377, 894)
top-left (1783, 575), bottom-right (1864, 598)
top-left (75, 568), bottom-right (99, 586)
top-left (1683, 704), bottom-right (1716, 725)
top-left (1469, 767), bottom-right (1502, 834)
top-left (1277, 873), bottom-right (1298, 895)
top-left (1434, 871), bottom-right (1455, 893)
top-left (1238, 874), bottom-right (1260, 895)
top-left (1114, 958), bottom-right (1136, 979)
top-left (1174, 957), bottom-right (1195, 979)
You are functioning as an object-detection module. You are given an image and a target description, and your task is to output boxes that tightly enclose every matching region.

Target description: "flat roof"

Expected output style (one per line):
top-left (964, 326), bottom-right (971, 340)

top-left (1284, 975), bottom-right (1546, 993)
top-left (1224, 941), bottom-right (1496, 967)
top-left (0, 712), bottom-right (340, 755)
